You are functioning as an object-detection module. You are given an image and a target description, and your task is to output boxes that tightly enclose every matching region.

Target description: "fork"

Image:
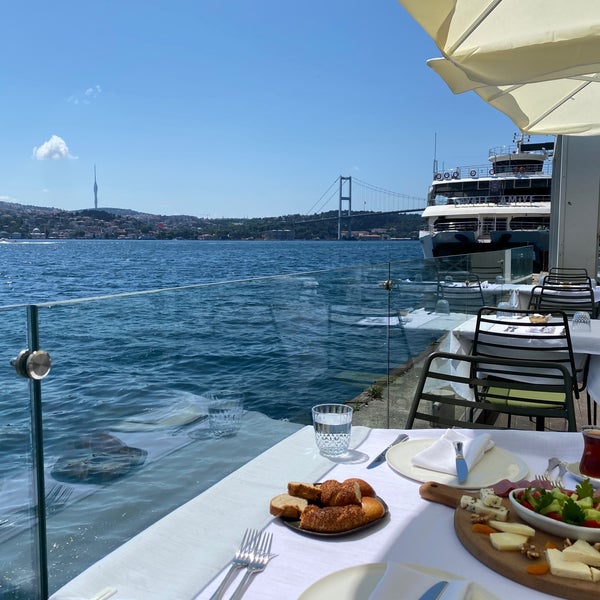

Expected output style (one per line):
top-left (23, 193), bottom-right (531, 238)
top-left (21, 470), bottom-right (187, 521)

top-left (45, 484), bottom-right (73, 512)
top-left (229, 531), bottom-right (273, 600)
top-left (209, 528), bottom-right (258, 600)
top-left (543, 457), bottom-right (566, 488)
top-left (534, 473), bottom-right (563, 488)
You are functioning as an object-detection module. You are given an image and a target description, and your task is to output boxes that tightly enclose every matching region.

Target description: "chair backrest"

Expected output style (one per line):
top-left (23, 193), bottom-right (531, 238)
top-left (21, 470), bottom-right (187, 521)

top-left (405, 351), bottom-right (576, 431)
top-left (547, 267), bottom-right (590, 284)
top-left (528, 284), bottom-right (597, 318)
top-left (437, 273), bottom-right (485, 314)
top-left (472, 307), bottom-right (577, 389)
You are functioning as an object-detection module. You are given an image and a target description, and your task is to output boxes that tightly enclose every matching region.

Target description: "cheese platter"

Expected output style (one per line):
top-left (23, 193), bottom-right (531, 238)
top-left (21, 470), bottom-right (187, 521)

top-left (419, 481), bottom-right (600, 599)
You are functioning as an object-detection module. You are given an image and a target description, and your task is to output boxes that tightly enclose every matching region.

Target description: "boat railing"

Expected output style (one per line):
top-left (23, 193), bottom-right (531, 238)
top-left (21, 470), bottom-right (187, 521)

top-left (433, 161), bottom-right (552, 181)
top-left (437, 194), bottom-right (551, 206)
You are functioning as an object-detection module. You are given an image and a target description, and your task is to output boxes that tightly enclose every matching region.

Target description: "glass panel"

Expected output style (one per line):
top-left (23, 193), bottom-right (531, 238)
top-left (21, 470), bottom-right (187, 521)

top-left (0, 306), bottom-right (45, 600)
top-left (0, 248), bottom-right (535, 596)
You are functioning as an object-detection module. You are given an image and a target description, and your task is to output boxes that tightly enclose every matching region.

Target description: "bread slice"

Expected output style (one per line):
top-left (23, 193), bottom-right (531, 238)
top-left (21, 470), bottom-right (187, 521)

top-left (269, 493), bottom-right (308, 518)
top-left (287, 481), bottom-right (321, 502)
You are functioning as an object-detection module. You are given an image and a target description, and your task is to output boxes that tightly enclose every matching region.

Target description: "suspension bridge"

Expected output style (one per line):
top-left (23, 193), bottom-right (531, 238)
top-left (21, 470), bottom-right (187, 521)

top-left (299, 176), bottom-right (427, 239)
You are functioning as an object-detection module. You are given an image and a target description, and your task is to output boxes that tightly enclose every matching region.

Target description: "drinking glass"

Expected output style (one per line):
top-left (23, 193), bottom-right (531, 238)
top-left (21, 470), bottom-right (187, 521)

top-left (434, 299), bottom-right (450, 314)
top-left (572, 311), bottom-right (592, 331)
top-left (208, 393), bottom-right (244, 438)
top-left (311, 404), bottom-right (352, 457)
top-left (496, 301), bottom-right (512, 318)
top-left (579, 426), bottom-right (600, 478)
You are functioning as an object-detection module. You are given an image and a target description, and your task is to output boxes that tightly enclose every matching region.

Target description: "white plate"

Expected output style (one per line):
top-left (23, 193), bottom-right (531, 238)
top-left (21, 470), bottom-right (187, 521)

top-left (386, 439), bottom-right (528, 489)
top-left (509, 488), bottom-right (600, 543)
top-left (297, 562), bottom-right (498, 600)
top-left (565, 461), bottom-right (600, 486)
top-left (111, 400), bottom-right (207, 432)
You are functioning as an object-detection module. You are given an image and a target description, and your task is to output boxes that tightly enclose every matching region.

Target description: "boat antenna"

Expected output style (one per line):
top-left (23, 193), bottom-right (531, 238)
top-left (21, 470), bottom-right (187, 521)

top-left (513, 132), bottom-right (530, 151)
top-left (433, 132), bottom-right (438, 176)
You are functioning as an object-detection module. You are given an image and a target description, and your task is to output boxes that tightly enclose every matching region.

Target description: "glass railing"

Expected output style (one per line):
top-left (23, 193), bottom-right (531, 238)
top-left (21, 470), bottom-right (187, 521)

top-left (0, 246), bottom-right (533, 599)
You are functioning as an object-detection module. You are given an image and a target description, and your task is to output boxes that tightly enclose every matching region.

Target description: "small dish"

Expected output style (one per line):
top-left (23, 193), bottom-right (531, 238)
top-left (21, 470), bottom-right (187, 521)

top-left (509, 488), bottom-right (600, 543)
top-left (280, 496), bottom-right (389, 538)
top-left (565, 461), bottom-right (600, 487)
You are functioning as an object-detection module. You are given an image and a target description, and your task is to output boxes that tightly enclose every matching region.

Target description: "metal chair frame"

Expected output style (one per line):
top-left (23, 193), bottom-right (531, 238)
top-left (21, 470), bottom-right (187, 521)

top-left (405, 351), bottom-right (576, 431)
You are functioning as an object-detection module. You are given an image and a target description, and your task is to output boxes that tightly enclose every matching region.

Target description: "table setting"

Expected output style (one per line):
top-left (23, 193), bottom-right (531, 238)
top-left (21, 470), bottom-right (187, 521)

top-left (50, 406), bottom-right (597, 600)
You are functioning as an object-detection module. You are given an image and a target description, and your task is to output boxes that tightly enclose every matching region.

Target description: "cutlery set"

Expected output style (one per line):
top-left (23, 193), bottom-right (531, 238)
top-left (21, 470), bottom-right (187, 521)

top-left (210, 529), bottom-right (273, 600)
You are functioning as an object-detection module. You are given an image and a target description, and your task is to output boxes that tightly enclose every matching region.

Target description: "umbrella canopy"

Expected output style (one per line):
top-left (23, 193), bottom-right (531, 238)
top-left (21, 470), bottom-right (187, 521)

top-left (398, 0), bottom-right (600, 135)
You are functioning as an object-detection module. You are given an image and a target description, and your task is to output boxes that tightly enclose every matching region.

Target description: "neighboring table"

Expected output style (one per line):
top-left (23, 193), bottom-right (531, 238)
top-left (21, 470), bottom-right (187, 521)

top-left (448, 316), bottom-right (600, 407)
top-left (51, 426), bottom-right (585, 600)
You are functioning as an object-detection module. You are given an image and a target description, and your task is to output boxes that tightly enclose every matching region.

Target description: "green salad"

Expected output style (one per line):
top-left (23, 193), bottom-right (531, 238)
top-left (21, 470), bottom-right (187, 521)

top-left (514, 479), bottom-right (600, 528)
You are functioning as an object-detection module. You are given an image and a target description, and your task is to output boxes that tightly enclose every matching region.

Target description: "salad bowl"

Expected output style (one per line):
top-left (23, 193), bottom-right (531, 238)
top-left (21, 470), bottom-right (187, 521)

top-left (509, 487), bottom-right (600, 543)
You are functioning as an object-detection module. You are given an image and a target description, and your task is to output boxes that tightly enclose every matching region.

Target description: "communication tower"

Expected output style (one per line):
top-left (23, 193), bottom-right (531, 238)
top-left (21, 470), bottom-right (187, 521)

top-left (93, 165), bottom-right (98, 209)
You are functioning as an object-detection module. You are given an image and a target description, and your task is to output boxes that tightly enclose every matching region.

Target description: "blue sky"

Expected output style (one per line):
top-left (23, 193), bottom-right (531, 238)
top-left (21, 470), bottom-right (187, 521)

top-left (1, 1), bottom-right (549, 218)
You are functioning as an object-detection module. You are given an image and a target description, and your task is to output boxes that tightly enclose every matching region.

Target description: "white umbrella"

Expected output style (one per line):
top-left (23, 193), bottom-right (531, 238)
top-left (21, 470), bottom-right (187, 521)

top-left (398, 0), bottom-right (600, 135)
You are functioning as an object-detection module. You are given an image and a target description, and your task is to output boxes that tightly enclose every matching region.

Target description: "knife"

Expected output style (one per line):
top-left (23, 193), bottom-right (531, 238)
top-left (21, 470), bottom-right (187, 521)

top-left (418, 580), bottom-right (449, 600)
top-left (366, 433), bottom-right (409, 468)
top-left (454, 441), bottom-right (468, 484)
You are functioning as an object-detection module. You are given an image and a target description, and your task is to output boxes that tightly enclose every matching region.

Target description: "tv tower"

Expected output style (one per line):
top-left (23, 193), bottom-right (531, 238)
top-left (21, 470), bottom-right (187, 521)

top-left (93, 165), bottom-right (98, 209)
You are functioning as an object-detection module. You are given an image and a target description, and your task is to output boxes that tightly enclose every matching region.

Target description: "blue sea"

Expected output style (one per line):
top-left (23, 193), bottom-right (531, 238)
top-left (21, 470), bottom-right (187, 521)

top-left (0, 239), bottom-right (436, 476)
top-left (1, 239), bottom-right (453, 595)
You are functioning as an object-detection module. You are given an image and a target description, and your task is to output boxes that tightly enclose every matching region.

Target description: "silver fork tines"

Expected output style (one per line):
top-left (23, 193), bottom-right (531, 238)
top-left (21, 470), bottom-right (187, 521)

top-left (535, 473), bottom-right (563, 488)
top-left (209, 528), bottom-right (258, 600)
top-left (230, 531), bottom-right (273, 600)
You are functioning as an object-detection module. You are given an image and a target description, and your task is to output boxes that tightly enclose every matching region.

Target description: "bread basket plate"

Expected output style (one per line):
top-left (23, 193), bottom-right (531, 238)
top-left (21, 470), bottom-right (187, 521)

top-left (509, 489), bottom-right (600, 542)
top-left (297, 562), bottom-right (497, 599)
top-left (280, 496), bottom-right (389, 537)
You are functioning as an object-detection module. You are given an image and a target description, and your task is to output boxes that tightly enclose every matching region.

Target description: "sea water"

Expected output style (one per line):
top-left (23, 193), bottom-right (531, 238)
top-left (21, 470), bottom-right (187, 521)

top-left (0, 239), bottom-right (427, 471)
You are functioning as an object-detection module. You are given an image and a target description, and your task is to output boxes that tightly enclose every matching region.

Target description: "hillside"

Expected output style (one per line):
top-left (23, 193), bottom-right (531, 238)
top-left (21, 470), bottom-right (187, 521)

top-left (0, 202), bottom-right (424, 241)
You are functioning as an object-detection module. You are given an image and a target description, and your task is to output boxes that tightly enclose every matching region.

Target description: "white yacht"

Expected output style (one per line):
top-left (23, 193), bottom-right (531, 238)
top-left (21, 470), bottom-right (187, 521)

top-left (419, 137), bottom-right (554, 272)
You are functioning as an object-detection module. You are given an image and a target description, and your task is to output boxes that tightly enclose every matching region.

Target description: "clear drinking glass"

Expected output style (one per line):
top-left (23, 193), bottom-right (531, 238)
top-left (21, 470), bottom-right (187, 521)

top-left (311, 403), bottom-right (353, 457)
top-left (435, 299), bottom-right (450, 314)
top-left (572, 311), bottom-right (592, 331)
top-left (208, 393), bottom-right (244, 438)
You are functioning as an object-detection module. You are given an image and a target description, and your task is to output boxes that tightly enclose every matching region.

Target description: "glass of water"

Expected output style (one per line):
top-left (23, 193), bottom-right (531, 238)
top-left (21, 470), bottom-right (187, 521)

top-left (572, 311), bottom-right (592, 331)
top-left (311, 403), bottom-right (353, 457)
top-left (208, 393), bottom-right (244, 438)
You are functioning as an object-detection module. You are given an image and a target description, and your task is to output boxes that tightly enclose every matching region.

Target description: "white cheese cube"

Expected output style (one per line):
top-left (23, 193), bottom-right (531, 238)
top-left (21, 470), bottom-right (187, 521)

top-left (480, 488), bottom-right (503, 507)
top-left (461, 498), bottom-right (509, 521)
top-left (546, 548), bottom-right (593, 581)
top-left (488, 520), bottom-right (535, 537)
top-left (489, 532), bottom-right (529, 551)
top-left (562, 539), bottom-right (600, 567)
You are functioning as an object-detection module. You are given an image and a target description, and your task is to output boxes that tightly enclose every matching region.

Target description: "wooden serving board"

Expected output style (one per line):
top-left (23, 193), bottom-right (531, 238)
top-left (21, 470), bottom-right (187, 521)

top-left (419, 481), bottom-right (599, 600)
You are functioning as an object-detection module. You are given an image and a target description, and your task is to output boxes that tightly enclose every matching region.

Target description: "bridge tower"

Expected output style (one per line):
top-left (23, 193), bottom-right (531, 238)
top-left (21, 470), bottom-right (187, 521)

top-left (338, 176), bottom-right (352, 240)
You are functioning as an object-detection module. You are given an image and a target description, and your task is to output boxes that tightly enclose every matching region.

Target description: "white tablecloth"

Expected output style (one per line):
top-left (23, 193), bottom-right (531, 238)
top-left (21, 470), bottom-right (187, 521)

top-left (449, 316), bottom-right (600, 406)
top-left (52, 425), bottom-right (587, 600)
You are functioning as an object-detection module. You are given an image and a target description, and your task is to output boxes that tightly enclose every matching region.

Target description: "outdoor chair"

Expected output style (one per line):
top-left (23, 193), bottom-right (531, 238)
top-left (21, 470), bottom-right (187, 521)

top-left (436, 272), bottom-right (485, 314)
top-left (405, 351), bottom-right (576, 432)
top-left (528, 283), bottom-right (598, 318)
top-left (472, 306), bottom-right (590, 425)
top-left (546, 267), bottom-right (591, 286)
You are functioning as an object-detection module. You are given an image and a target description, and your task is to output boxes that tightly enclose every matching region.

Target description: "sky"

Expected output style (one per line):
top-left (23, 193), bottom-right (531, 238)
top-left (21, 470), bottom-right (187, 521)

top-left (1, 1), bottom-right (553, 218)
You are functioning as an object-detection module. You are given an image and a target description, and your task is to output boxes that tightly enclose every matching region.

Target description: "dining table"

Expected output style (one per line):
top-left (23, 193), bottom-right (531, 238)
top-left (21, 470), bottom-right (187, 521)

top-left (50, 425), bottom-right (588, 600)
top-left (447, 314), bottom-right (600, 409)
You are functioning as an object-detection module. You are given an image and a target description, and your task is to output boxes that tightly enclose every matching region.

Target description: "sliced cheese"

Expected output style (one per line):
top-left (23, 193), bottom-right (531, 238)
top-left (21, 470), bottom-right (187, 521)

top-left (480, 488), bottom-right (502, 508)
top-left (591, 567), bottom-right (600, 582)
top-left (461, 497), bottom-right (509, 521)
top-left (546, 548), bottom-right (593, 581)
top-left (488, 520), bottom-right (535, 537)
top-left (489, 532), bottom-right (528, 551)
top-left (562, 539), bottom-right (600, 567)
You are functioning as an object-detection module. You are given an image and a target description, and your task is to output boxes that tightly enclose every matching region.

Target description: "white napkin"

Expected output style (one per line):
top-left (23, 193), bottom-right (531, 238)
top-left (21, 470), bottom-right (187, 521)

top-left (368, 563), bottom-right (474, 599)
top-left (411, 430), bottom-right (494, 476)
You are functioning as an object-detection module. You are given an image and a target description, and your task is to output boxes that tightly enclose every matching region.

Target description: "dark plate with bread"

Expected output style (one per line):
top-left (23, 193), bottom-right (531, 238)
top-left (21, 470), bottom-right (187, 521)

top-left (270, 478), bottom-right (388, 537)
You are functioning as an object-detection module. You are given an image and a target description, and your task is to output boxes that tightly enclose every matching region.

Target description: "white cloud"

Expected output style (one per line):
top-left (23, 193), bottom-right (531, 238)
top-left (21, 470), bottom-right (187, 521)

top-left (32, 135), bottom-right (77, 160)
top-left (67, 84), bottom-right (102, 105)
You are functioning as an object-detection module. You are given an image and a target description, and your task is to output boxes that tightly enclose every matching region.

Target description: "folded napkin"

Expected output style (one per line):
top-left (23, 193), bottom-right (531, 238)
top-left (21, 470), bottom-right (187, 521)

top-left (411, 430), bottom-right (494, 476)
top-left (368, 563), bottom-right (474, 599)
